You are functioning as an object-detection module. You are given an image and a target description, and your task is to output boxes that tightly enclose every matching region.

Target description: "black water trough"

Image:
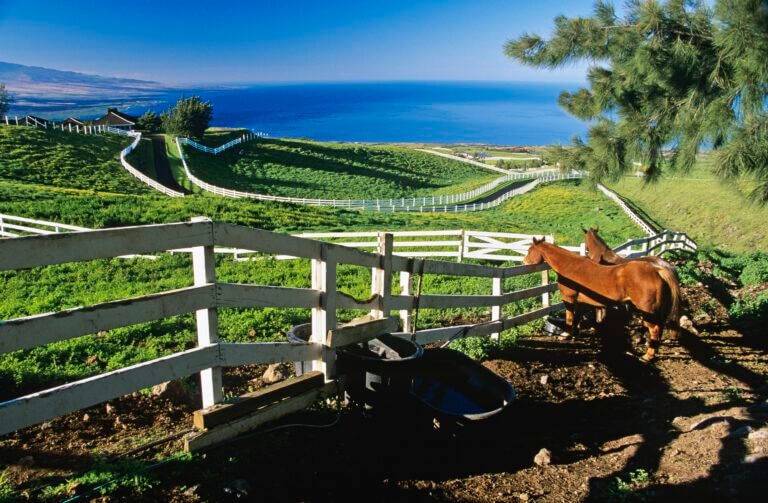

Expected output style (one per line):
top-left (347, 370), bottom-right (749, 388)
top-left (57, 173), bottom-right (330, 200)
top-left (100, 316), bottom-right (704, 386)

top-left (409, 348), bottom-right (515, 427)
top-left (337, 334), bottom-right (424, 409)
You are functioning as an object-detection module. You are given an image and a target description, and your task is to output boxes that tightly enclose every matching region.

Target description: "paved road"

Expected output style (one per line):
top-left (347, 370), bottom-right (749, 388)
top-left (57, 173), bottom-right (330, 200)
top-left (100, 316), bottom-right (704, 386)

top-left (149, 135), bottom-right (187, 194)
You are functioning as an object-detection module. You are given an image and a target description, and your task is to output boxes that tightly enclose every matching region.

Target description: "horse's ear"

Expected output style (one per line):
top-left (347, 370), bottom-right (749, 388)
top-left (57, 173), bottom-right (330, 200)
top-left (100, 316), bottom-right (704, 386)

top-left (581, 225), bottom-right (587, 234)
top-left (533, 237), bottom-right (543, 245)
top-left (594, 224), bottom-right (599, 232)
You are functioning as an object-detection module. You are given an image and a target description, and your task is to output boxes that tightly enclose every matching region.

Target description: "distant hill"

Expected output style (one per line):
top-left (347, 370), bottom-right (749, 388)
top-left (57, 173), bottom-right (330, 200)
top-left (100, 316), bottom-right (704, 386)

top-left (0, 61), bottom-right (167, 98)
top-left (0, 61), bottom-right (176, 119)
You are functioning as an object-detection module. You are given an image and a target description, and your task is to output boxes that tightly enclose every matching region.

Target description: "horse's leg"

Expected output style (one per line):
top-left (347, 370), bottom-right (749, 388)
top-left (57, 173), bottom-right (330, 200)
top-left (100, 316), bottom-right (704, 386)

top-left (595, 307), bottom-right (605, 324)
top-left (571, 302), bottom-right (582, 337)
top-left (641, 319), bottom-right (662, 361)
top-left (562, 299), bottom-right (577, 338)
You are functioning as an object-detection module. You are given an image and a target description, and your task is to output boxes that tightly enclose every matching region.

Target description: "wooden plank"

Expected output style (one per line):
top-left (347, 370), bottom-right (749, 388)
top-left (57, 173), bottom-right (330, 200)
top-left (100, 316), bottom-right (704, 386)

top-left (419, 259), bottom-right (504, 278)
top-left (185, 380), bottom-right (338, 452)
top-left (218, 342), bottom-right (323, 367)
top-left (0, 285), bottom-right (216, 355)
top-left (326, 316), bottom-right (399, 348)
top-left (326, 242), bottom-right (378, 268)
top-left (216, 283), bottom-right (320, 309)
top-left (502, 262), bottom-right (550, 278)
top-left (0, 345), bottom-right (218, 437)
top-left (311, 247), bottom-right (336, 377)
top-left (0, 221), bottom-right (212, 271)
top-left (192, 371), bottom-right (325, 430)
top-left (335, 292), bottom-right (378, 310)
top-left (214, 222), bottom-right (323, 260)
top-left (192, 217), bottom-right (223, 409)
top-left (392, 302), bottom-right (566, 345)
top-left (415, 283), bottom-right (557, 309)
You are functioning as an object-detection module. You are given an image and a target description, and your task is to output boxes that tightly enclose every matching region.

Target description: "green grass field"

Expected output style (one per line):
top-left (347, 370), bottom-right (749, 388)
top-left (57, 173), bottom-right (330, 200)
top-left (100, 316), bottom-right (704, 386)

top-left (125, 137), bottom-right (156, 179)
top-left (0, 126), bottom-right (154, 195)
top-left (179, 133), bottom-right (499, 200)
top-left (606, 157), bottom-right (768, 253)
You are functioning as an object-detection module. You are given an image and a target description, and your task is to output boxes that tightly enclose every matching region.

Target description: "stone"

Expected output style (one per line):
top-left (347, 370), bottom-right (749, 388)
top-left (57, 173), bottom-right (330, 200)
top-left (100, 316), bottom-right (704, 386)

top-left (224, 479), bottom-right (251, 498)
top-left (82, 413), bottom-right (90, 423)
top-left (105, 404), bottom-right (116, 416)
top-left (262, 363), bottom-right (292, 384)
top-left (152, 380), bottom-right (193, 403)
top-left (534, 448), bottom-right (552, 466)
top-left (17, 455), bottom-right (34, 467)
top-left (539, 374), bottom-right (549, 385)
top-left (183, 484), bottom-right (201, 497)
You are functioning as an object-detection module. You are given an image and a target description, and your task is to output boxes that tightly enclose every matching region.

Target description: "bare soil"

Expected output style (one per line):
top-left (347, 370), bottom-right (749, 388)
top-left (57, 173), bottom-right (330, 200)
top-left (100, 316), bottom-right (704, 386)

top-left (1, 283), bottom-right (767, 502)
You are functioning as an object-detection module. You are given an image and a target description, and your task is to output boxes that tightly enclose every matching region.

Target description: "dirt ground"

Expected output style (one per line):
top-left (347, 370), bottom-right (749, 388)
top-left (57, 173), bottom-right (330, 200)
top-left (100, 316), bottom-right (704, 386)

top-left (1, 282), bottom-right (767, 502)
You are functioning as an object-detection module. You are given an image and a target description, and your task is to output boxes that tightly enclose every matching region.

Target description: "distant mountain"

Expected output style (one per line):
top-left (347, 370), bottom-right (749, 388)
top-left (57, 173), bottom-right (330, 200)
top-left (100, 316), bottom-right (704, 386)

top-left (0, 61), bottom-right (178, 119)
top-left (0, 61), bottom-right (167, 98)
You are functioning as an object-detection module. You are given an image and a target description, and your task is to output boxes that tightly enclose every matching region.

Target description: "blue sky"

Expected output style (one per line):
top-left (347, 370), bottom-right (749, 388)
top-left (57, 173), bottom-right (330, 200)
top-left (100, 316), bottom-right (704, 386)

top-left (0, 0), bottom-right (594, 84)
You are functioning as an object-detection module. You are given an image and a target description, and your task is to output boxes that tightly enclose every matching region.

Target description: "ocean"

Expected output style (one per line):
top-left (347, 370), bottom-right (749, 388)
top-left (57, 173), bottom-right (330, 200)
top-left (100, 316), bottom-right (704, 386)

top-left (127, 81), bottom-right (587, 146)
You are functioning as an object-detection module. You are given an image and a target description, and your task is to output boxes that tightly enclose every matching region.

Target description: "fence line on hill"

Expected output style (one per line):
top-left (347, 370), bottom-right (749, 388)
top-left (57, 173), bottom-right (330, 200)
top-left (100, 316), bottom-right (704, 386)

top-left (0, 117), bottom-right (186, 197)
top-left (0, 218), bottom-right (697, 438)
top-left (596, 184), bottom-right (655, 236)
top-left (176, 136), bottom-right (580, 211)
top-left (117, 130), bottom-right (187, 197)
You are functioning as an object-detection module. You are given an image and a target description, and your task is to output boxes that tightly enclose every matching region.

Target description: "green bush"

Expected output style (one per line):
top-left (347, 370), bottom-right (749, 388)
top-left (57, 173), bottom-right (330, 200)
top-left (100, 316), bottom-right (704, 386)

top-left (728, 291), bottom-right (768, 327)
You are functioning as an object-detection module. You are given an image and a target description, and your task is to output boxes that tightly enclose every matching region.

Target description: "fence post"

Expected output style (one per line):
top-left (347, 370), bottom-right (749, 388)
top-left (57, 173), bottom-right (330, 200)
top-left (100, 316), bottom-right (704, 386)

top-left (190, 217), bottom-right (223, 408)
top-left (457, 229), bottom-right (466, 262)
top-left (399, 266), bottom-right (413, 333)
top-left (491, 275), bottom-right (502, 341)
top-left (371, 233), bottom-right (394, 319)
top-left (311, 245), bottom-right (337, 379)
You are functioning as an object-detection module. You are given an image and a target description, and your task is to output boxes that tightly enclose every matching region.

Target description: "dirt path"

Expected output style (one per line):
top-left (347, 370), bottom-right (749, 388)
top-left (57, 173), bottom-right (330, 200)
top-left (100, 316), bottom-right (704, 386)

top-left (1, 284), bottom-right (766, 502)
top-left (149, 134), bottom-right (186, 193)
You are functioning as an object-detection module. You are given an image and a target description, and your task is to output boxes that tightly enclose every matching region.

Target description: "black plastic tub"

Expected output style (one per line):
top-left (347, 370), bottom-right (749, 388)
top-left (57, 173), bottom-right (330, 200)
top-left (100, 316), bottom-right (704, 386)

top-left (337, 334), bottom-right (424, 410)
top-left (409, 348), bottom-right (515, 428)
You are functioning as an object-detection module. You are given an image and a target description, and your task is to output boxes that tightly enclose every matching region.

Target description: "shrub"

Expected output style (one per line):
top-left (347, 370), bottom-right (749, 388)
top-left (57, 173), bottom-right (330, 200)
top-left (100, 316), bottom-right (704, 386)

top-left (137, 110), bottom-right (162, 133)
top-left (728, 291), bottom-right (768, 327)
top-left (162, 96), bottom-right (213, 139)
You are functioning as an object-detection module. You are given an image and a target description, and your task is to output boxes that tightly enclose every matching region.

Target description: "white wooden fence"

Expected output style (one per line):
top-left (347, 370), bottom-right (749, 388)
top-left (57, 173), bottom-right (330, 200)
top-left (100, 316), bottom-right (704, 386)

top-left (596, 184), bottom-right (655, 236)
top-left (176, 136), bottom-right (581, 211)
top-left (118, 131), bottom-right (186, 197)
top-left (0, 220), bottom-right (697, 437)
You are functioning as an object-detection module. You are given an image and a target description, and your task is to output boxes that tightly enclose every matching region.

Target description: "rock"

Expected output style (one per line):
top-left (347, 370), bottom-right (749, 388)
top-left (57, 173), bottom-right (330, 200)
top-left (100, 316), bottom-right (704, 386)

top-left (105, 404), bottom-right (116, 415)
top-left (18, 455), bottom-right (34, 467)
top-left (679, 315), bottom-right (699, 334)
top-left (82, 413), bottom-right (90, 423)
top-left (518, 493), bottom-right (530, 501)
top-left (539, 374), bottom-right (549, 385)
top-left (152, 380), bottom-right (193, 403)
top-left (748, 427), bottom-right (768, 440)
top-left (743, 453), bottom-right (766, 464)
top-left (262, 363), bottom-right (292, 384)
top-left (534, 448), bottom-right (552, 466)
top-left (183, 484), bottom-right (201, 497)
top-left (224, 479), bottom-right (251, 498)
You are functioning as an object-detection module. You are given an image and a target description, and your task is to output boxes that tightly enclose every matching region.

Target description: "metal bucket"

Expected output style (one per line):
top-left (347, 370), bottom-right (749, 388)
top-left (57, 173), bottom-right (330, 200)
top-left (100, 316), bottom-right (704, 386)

top-left (285, 323), bottom-right (314, 376)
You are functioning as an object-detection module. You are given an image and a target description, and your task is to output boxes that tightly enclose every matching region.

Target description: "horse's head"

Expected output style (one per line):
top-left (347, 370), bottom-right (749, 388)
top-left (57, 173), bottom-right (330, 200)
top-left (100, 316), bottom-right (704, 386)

top-left (582, 224), bottom-right (607, 259)
top-left (523, 237), bottom-right (546, 265)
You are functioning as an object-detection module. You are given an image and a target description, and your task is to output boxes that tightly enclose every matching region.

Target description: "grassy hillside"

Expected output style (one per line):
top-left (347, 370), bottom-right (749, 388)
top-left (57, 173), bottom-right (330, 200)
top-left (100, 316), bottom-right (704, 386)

top-left (0, 178), bottom-right (639, 244)
top-left (179, 132), bottom-right (499, 200)
top-left (607, 157), bottom-right (768, 253)
top-left (0, 126), bottom-right (154, 195)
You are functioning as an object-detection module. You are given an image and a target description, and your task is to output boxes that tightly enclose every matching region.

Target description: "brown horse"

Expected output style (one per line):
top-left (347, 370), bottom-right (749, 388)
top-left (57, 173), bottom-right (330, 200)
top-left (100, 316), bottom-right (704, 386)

top-left (582, 225), bottom-right (675, 272)
top-left (523, 238), bottom-right (680, 361)
top-left (582, 225), bottom-right (680, 325)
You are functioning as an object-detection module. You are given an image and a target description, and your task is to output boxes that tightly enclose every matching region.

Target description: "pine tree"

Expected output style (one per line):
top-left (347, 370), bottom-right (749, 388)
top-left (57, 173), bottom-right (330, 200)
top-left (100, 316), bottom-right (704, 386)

top-left (505, 0), bottom-right (768, 202)
top-left (0, 83), bottom-right (11, 116)
top-left (162, 96), bottom-right (213, 139)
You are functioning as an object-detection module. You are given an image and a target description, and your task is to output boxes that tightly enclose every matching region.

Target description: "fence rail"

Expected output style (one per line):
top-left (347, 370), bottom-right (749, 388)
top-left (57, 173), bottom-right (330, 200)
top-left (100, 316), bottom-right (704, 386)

top-left (176, 136), bottom-right (581, 211)
top-left (0, 219), bottom-right (697, 437)
top-left (118, 130), bottom-right (186, 197)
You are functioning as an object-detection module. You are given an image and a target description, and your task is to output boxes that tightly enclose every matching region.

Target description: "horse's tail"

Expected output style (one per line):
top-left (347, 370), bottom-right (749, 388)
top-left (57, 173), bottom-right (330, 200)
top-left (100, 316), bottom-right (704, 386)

top-left (657, 266), bottom-right (681, 337)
